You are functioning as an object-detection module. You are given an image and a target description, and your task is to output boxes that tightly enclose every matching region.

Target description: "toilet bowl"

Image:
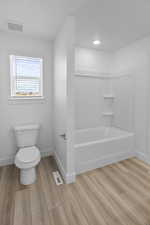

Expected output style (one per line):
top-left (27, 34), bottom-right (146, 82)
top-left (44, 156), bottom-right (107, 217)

top-left (14, 124), bottom-right (41, 185)
top-left (15, 146), bottom-right (41, 185)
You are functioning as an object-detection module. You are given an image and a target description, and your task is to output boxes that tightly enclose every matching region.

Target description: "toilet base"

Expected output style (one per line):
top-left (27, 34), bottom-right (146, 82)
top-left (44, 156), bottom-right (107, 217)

top-left (20, 167), bottom-right (36, 185)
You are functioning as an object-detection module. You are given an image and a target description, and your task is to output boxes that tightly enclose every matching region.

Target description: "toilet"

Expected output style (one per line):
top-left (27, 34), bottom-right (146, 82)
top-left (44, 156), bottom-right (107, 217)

top-left (14, 124), bottom-right (41, 185)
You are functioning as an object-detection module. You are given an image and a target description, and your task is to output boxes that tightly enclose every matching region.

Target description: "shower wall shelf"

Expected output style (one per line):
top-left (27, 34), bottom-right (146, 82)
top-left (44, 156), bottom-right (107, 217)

top-left (103, 95), bottom-right (115, 99)
top-left (75, 71), bottom-right (131, 79)
top-left (102, 112), bottom-right (114, 116)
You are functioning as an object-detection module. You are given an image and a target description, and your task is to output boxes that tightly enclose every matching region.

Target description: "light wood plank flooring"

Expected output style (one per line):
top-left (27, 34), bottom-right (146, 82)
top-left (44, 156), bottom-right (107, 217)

top-left (1, 157), bottom-right (150, 225)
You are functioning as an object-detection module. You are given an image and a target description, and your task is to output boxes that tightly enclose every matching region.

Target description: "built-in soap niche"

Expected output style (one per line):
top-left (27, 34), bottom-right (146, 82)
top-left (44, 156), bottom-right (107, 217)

top-left (102, 98), bottom-right (114, 126)
top-left (103, 95), bottom-right (115, 112)
top-left (102, 79), bottom-right (115, 126)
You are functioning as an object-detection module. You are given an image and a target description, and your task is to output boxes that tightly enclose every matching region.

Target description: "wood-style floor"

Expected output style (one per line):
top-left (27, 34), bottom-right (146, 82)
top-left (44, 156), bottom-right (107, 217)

top-left (1, 157), bottom-right (150, 225)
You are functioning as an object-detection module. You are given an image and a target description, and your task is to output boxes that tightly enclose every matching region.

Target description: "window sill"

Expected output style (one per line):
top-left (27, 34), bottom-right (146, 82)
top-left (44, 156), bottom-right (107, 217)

top-left (8, 96), bottom-right (46, 104)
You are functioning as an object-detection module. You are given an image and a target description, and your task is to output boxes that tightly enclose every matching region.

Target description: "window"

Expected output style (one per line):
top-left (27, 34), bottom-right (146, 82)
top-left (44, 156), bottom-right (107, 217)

top-left (10, 55), bottom-right (43, 98)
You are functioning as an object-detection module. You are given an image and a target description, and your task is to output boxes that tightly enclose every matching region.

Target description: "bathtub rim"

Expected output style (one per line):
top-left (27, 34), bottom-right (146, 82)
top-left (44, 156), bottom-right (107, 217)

top-left (75, 126), bottom-right (134, 148)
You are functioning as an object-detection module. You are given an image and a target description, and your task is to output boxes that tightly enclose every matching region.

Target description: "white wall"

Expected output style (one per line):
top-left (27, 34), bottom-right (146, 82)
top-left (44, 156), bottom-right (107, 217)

top-left (112, 36), bottom-right (150, 162)
top-left (75, 47), bottom-right (113, 129)
top-left (54, 16), bottom-right (75, 183)
top-left (0, 32), bottom-right (53, 165)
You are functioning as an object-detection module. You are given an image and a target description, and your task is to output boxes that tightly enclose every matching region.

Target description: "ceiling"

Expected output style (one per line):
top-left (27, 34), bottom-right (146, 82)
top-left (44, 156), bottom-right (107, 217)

top-left (1, 0), bottom-right (150, 50)
top-left (76, 0), bottom-right (150, 51)
top-left (0, 0), bottom-right (86, 40)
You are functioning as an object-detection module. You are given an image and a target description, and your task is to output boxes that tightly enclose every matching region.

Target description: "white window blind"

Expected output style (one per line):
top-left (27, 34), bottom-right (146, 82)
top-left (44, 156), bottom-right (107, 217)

top-left (10, 55), bottom-right (43, 98)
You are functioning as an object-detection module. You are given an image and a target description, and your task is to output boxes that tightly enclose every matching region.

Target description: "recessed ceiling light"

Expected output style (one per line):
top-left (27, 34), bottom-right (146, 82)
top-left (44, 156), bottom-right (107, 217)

top-left (93, 40), bottom-right (101, 45)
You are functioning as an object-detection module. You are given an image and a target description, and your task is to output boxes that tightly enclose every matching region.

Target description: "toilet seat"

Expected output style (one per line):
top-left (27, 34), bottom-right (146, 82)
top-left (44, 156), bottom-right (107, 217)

top-left (15, 146), bottom-right (41, 169)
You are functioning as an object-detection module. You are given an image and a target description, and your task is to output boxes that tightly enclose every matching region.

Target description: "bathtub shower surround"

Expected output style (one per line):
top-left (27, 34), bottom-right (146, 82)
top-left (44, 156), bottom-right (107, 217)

top-left (54, 43), bottom-right (135, 181)
top-left (74, 71), bottom-right (135, 174)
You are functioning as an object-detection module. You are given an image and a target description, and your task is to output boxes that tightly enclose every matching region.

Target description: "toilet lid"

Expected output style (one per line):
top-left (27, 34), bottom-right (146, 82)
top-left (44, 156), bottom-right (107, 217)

top-left (16, 146), bottom-right (40, 163)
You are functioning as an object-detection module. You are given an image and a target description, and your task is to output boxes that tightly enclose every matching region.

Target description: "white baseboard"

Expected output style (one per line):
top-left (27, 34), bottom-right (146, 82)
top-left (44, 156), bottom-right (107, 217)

top-left (54, 151), bottom-right (75, 184)
top-left (76, 151), bottom-right (135, 175)
top-left (0, 156), bottom-right (14, 167)
top-left (41, 147), bottom-right (54, 158)
top-left (53, 152), bottom-right (66, 179)
top-left (65, 172), bottom-right (76, 184)
top-left (135, 151), bottom-right (150, 164)
top-left (136, 152), bottom-right (146, 161)
top-left (0, 147), bottom-right (54, 167)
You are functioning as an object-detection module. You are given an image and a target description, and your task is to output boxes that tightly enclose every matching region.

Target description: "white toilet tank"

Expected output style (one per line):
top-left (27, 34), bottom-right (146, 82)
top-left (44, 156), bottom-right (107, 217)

top-left (14, 124), bottom-right (40, 148)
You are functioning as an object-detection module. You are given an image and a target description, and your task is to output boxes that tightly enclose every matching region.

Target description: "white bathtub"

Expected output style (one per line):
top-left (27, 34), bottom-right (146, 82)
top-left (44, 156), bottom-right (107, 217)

top-left (75, 126), bottom-right (135, 174)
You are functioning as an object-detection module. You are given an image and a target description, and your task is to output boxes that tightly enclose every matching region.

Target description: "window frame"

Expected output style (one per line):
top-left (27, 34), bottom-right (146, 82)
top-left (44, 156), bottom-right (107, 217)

top-left (9, 55), bottom-right (43, 99)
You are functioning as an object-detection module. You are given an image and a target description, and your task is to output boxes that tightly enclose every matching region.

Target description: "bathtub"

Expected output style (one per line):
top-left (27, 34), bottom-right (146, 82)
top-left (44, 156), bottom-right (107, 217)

top-left (75, 126), bottom-right (135, 174)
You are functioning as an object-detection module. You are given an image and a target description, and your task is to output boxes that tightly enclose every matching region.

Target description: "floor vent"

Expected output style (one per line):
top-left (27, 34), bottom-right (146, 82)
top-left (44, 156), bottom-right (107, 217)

top-left (52, 171), bottom-right (63, 186)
